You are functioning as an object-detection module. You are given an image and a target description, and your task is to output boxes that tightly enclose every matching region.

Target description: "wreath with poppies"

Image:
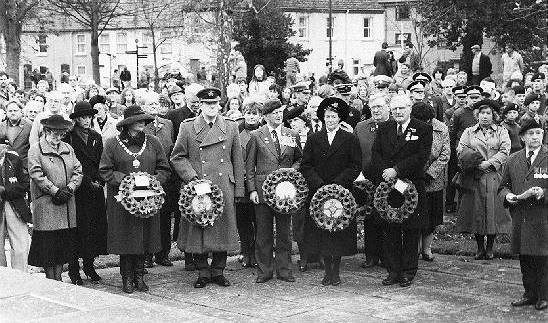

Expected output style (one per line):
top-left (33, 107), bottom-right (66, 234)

top-left (310, 184), bottom-right (357, 232)
top-left (179, 179), bottom-right (224, 227)
top-left (115, 172), bottom-right (165, 218)
top-left (262, 168), bottom-right (309, 214)
top-left (373, 178), bottom-right (419, 224)
top-left (353, 178), bottom-right (376, 219)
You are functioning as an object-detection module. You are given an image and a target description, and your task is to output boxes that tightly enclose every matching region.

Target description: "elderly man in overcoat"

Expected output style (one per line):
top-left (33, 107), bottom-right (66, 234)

top-left (171, 88), bottom-right (245, 288)
top-left (499, 119), bottom-right (548, 311)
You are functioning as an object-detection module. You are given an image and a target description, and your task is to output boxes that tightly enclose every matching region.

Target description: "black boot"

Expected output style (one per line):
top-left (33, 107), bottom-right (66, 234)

top-left (68, 259), bottom-right (83, 285)
top-left (185, 252), bottom-right (196, 271)
top-left (83, 258), bottom-right (101, 281)
top-left (331, 257), bottom-right (341, 286)
top-left (474, 234), bottom-right (486, 260)
top-left (134, 255), bottom-right (149, 292)
top-left (120, 255), bottom-right (134, 294)
top-left (485, 235), bottom-right (496, 260)
top-left (321, 256), bottom-right (332, 286)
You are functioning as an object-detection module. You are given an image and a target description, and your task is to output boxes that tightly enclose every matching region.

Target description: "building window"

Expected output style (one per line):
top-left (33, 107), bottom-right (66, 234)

top-left (160, 31), bottom-right (173, 54)
top-left (38, 34), bottom-right (47, 53)
top-left (298, 16), bottom-right (309, 38)
top-left (116, 32), bottom-right (127, 53)
top-left (353, 59), bottom-right (360, 75)
top-left (326, 17), bottom-right (334, 38)
top-left (77, 65), bottom-right (86, 76)
top-left (99, 33), bottom-right (110, 53)
top-left (395, 33), bottom-right (412, 45)
top-left (363, 18), bottom-right (371, 38)
top-left (76, 34), bottom-right (86, 53)
top-left (396, 5), bottom-right (410, 20)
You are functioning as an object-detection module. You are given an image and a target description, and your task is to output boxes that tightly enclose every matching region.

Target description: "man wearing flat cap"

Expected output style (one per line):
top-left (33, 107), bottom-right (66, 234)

top-left (246, 98), bottom-right (302, 283)
top-left (499, 119), bottom-right (548, 311)
top-left (171, 87), bottom-right (245, 288)
top-left (466, 44), bottom-right (492, 85)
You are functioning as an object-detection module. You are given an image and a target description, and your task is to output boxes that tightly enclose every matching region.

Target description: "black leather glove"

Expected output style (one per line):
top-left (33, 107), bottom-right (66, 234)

top-left (52, 187), bottom-right (73, 205)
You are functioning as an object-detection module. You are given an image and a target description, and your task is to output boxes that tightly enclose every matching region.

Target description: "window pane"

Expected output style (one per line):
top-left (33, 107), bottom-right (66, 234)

top-left (77, 34), bottom-right (85, 43)
top-left (77, 66), bottom-right (85, 75)
top-left (363, 18), bottom-right (370, 38)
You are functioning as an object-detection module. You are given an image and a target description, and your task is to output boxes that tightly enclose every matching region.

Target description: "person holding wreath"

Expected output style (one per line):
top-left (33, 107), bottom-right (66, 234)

top-left (245, 98), bottom-right (302, 283)
top-left (27, 115), bottom-right (83, 281)
top-left (64, 101), bottom-right (108, 285)
top-left (368, 94), bottom-right (432, 287)
top-left (171, 88), bottom-right (245, 288)
top-left (301, 97), bottom-right (361, 286)
top-left (99, 105), bottom-right (171, 293)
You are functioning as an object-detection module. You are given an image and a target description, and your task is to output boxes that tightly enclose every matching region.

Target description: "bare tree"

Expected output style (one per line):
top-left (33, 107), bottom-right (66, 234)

top-left (46, 0), bottom-right (124, 84)
top-left (0, 0), bottom-right (43, 84)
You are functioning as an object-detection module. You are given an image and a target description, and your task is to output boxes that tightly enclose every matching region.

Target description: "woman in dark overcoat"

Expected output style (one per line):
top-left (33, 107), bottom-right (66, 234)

top-left (301, 97), bottom-right (361, 286)
top-left (99, 105), bottom-right (171, 294)
top-left (64, 101), bottom-right (108, 285)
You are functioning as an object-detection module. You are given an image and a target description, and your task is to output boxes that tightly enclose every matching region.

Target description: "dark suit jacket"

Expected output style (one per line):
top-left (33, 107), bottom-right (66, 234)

top-left (372, 49), bottom-right (391, 76)
top-left (0, 118), bottom-right (32, 165)
top-left (465, 53), bottom-right (492, 81)
top-left (369, 118), bottom-right (433, 229)
top-left (498, 146), bottom-right (548, 256)
top-left (245, 125), bottom-right (302, 203)
top-left (1, 150), bottom-right (31, 223)
top-left (165, 106), bottom-right (195, 141)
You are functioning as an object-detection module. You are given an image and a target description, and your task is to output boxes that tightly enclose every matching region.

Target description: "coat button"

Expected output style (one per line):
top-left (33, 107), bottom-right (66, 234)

top-left (203, 174), bottom-right (207, 177)
top-left (202, 160), bottom-right (205, 164)
top-left (219, 172), bottom-right (222, 176)
top-left (200, 148), bottom-right (203, 151)
top-left (222, 145), bottom-right (225, 149)
top-left (220, 159), bottom-right (224, 163)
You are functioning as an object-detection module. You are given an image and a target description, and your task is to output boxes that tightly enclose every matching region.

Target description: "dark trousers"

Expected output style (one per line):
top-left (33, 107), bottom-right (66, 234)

top-left (153, 189), bottom-right (177, 260)
top-left (383, 225), bottom-right (420, 280)
top-left (255, 204), bottom-right (292, 279)
top-left (364, 217), bottom-right (384, 262)
top-left (471, 75), bottom-right (481, 85)
top-left (520, 255), bottom-right (548, 300)
top-left (194, 252), bottom-right (227, 278)
top-left (236, 202), bottom-right (256, 260)
top-left (445, 151), bottom-right (458, 206)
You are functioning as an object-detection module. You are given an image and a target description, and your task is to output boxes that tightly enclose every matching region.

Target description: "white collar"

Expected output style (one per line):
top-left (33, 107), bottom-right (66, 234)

top-left (397, 118), bottom-right (411, 132)
top-left (267, 123), bottom-right (282, 133)
top-left (327, 126), bottom-right (340, 134)
top-left (526, 146), bottom-right (541, 157)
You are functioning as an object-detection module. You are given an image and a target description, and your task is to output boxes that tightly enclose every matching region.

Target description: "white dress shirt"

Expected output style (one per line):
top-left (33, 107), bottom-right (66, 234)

top-left (327, 126), bottom-right (339, 145)
top-left (397, 118), bottom-right (411, 134)
top-left (267, 124), bottom-right (282, 142)
top-left (525, 146), bottom-right (541, 165)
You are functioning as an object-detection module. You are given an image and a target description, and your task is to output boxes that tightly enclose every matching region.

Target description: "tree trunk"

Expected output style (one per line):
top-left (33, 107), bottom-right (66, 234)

top-left (459, 22), bottom-right (483, 76)
top-left (91, 26), bottom-right (101, 85)
top-left (2, 13), bottom-right (22, 85)
top-left (216, 3), bottom-right (232, 100)
top-left (151, 31), bottom-right (159, 92)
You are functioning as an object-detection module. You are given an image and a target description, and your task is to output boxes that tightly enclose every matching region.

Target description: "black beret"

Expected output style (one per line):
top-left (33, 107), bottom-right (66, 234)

top-left (197, 88), bottom-right (221, 102)
top-left (89, 95), bottom-right (106, 108)
top-left (411, 102), bottom-right (434, 122)
top-left (260, 99), bottom-right (282, 115)
top-left (531, 72), bottom-right (546, 82)
top-left (524, 93), bottom-right (540, 107)
top-left (317, 97), bottom-right (349, 123)
top-left (502, 103), bottom-right (519, 115)
top-left (472, 99), bottom-right (501, 114)
top-left (519, 118), bottom-right (543, 135)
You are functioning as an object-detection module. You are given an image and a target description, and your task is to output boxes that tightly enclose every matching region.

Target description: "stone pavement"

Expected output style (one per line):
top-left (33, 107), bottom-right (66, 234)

top-left (1, 254), bottom-right (547, 322)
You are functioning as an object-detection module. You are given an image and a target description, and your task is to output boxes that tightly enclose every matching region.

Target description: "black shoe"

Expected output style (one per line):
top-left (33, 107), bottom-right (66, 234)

top-left (193, 277), bottom-right (209, 288)
top-left (511, 297), bottom-right (536, 307)
top-left (122, 276), bottom-right (134, 293)
top-left (421, 253), bottom-right (435, 262)
top-left (445, 203), bottom-right (457, 213)
top-left (297, 260), bottom-right (308, 272)
top-left (474, 251), bottom-right (486, 260)
top-left (211, 275), bottom-right (231, 287)
top-left (255, 276), bottom-right (272, 283)
top-left (69, 271), bottom-right (83, 285)
top-left (144, 258), bottom-right (154, 268)
top-left (321, 275), bottom-right (331, 286)
top-left (134, 274), bottom-right (149, 292)
top-left (331, 275), bottom-right (341, 286)
top-left (399, 277), bottom-right (412, 287)
top-left (382, 276), bottom-right (399, 286)
top-left (485, 252), bottom-right (494, 260)
top-left (361, 259), bottom-right (379, 268)
top-left (83, 267), bottom-right (102, 281)
top-left (277, 275), bottom-right (295, 283)
top-left (155, 258), bottom-right (173, 267)
top-left (535, 300), bottom-right (547, 310)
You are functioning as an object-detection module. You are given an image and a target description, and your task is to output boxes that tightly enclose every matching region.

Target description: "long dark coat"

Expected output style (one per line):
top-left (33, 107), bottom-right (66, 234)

top-left (499, 146), bottom-right (548, 256)
top-left (64, 129), bottom-right (108, 258)
top-left (171, 115), bottom-right (245, 254)
top-left (368, 118), bottom-right (433, 230)
top-left (301, 128), bottom-right (361, 256)
top-left (99, 134), bottom-right (171, 255)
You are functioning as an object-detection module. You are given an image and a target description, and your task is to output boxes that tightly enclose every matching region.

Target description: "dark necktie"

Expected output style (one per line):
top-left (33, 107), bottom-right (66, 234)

top-left (397, 124), bottom-right (403, 137)
top-left (314, 123), bottom-right (320, 133)
top-left (271, 130), bottom-right (281, 156)
top-left (527, 150), bottom-right (534, 168)
top-left (208, 122), bottom-right (213, 128)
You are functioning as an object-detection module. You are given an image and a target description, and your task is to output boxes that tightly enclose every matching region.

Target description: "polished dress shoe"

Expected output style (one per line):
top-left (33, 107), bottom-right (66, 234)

top-left (211, 275), bottom-right (231, 287)
top-left (155, 258), bottom-right (173, 267)
top-left (382, 276), bottom-right (399, 286)
top-left (297, 260), bottom-right (308, 272)
top-left (321, 275), bottom-right (331, 286)
top-left (255, 276), bottom-right (272, 283)
top-left (399, 277), bottom-right (412, 287)
top-left (69, 271), bottom-right (83, 286)
top-left (193, 277), bottom-right (209, 288)
top-left (277, 275), bottom-right (296, 283)
top-left (511, 297), bottom-right (536, 307)
top-left (474, 251), bottom-right (486, 260)
top-left (144, 258), bottom-right (154, 268)
top-left (421, 253), bottom-right (435, 262)
top-left (484, 252), bottom-right (494, 260)
top-left (83, 267), bottom-right (102, 281)
top-left (361, 259), bottom-right (379, 268)
top-left (122, 276), bottom-right (134, 293)
top-left (535, 300), bottom-right (547, 310)
top-left (331, 275), bottom-right (341, 286)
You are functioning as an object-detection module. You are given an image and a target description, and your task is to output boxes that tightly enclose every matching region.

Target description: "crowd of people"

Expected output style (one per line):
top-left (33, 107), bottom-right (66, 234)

top-left (0, 43), bottom-right (547, 311)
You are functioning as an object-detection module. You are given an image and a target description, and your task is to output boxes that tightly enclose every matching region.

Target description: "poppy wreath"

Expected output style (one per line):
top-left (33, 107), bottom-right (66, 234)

top-left (262, 168), bottom-right (309, 214)
top-left (179, 179), bottom-right (224, 227)
top-left (115, 172), bottom-right (165, 218)
top-left (353, 178), bottom-right (376, 219)
top-left (310, 184), bottom-right (357, 232)
top-left (373, 178), bottom-right (419, 224)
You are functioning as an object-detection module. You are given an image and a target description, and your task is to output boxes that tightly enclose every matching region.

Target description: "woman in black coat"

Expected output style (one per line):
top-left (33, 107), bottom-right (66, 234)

top-left (64, 102), bottom-right (108, 285)
top-left (301, 97), bottom-right (361, 286)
